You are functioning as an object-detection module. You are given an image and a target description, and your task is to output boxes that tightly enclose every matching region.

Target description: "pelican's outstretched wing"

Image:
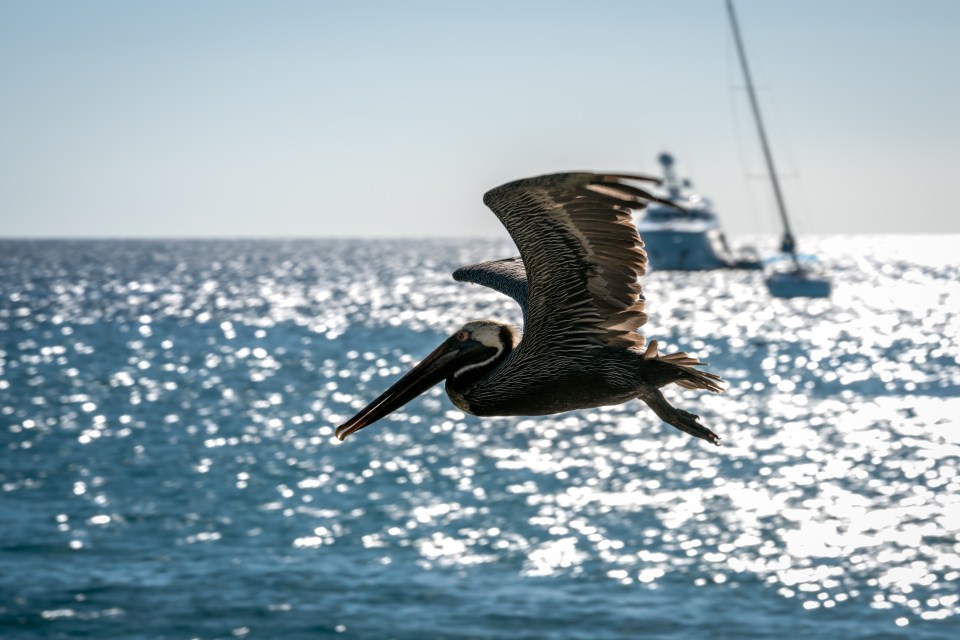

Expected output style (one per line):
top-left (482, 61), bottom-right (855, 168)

top-left (481, 172), bottom-right (671, 351)
top-left (453, 256), bottom-right (529, 320)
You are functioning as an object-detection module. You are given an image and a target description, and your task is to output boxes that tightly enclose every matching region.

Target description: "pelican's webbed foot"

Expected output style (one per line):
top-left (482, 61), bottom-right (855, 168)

top-left (637, 386), bottom-right (721, 446)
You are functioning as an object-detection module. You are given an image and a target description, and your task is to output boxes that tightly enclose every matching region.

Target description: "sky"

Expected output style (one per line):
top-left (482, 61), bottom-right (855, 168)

top-left (1, 0), bottom-right (958, 239)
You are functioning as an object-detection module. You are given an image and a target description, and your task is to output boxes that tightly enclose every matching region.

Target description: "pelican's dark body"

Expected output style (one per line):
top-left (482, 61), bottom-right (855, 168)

top-left (448, 346), bottom-right (707, 417)
top-left (335, 172), bottom-right (724, 445)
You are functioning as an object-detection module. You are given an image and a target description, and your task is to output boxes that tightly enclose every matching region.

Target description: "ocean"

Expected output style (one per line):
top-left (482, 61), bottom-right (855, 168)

top-left (1, 236), bottom-right (958, 639)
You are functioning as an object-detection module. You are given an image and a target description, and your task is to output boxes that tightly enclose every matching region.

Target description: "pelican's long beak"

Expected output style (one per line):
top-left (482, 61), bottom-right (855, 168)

top-left (335, 337), bottom-right (474, 441)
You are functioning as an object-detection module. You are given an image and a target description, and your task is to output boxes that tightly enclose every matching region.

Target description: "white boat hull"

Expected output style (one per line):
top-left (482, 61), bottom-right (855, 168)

top-left (640, 229), bottom-right (734, 271)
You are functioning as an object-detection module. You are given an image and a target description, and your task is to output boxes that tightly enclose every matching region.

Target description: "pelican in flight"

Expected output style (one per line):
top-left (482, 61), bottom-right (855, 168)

top-left (336, 172), bottom-right (723, 445)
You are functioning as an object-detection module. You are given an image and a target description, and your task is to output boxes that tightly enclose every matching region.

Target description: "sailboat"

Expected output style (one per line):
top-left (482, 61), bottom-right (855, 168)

top-left (726, 0), bottom-right (832, 298)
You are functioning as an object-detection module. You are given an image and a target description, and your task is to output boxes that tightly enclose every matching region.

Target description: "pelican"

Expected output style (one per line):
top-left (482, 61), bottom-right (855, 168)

top-left (335, 172), bottom-right (724, 445)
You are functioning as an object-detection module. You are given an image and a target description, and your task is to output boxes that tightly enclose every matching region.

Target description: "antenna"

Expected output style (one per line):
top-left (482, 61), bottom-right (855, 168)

top-left (657, 152), bottom-right (682, 200)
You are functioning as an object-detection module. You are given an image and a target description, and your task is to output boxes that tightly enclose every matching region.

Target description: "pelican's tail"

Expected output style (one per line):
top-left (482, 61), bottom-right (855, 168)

top-left (658, 352), bottom-right (724, 394)
top-left (640, 340), bottom-right (724, 394)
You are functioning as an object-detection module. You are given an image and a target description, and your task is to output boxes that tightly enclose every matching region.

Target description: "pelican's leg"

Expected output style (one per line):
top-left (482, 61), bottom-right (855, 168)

top-left (637, 385), bottom-right (721, 446)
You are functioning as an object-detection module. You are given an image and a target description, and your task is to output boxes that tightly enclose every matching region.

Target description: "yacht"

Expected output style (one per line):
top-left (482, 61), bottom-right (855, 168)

top-left (638, 152), bottom-right (760, 271)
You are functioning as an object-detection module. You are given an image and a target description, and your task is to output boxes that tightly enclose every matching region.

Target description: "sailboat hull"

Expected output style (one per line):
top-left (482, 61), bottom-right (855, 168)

top-left (766, 271), bottom-right (832, 298)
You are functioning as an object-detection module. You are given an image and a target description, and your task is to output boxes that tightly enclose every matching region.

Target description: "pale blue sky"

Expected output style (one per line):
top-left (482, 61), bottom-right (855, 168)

top-left (1, 1), bottom-right (957, 238)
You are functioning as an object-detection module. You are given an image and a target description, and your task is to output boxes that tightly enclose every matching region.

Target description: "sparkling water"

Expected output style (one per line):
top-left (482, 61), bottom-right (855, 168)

top-left (1, 237), bottom-right (958, 639)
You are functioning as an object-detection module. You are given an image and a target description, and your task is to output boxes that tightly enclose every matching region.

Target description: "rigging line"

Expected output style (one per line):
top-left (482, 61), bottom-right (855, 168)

top-left (729, 88), bottom-right (768, 234)
top-left (731, 81), bottom-right (809, 237)
top-left (725, 7), bottom-right (766, 236)
top-left (726, 0), bottom-right (798, 260)
top-left (762, 83), bottom-right (815, 235)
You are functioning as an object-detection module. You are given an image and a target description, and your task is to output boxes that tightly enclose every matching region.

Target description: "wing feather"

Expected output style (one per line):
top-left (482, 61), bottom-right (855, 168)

top-left (452, 257), bottom-right (529, 320)
top-left (478, 171), bottom-right (667, 351)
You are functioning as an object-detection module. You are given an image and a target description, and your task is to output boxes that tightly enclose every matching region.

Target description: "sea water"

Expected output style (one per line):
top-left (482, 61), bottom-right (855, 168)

top-left (1, 237), bottom-right (958, 639)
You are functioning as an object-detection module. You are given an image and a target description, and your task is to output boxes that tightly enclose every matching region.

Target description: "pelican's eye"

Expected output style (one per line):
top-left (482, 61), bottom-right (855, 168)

top-left (456, 330), bottom-right (469, 341)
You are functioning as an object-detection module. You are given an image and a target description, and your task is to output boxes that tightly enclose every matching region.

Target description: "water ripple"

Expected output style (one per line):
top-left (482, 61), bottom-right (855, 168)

top-left (1, 236), bottom-right (958, 639)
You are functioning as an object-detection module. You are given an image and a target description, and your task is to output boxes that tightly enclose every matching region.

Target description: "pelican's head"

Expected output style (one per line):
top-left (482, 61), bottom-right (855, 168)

top-left (335, 320), bottom-right (514, 441)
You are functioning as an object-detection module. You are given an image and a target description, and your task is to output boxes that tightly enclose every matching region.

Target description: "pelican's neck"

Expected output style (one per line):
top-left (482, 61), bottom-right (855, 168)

top-left (446, 324), bottom-right (515, 394)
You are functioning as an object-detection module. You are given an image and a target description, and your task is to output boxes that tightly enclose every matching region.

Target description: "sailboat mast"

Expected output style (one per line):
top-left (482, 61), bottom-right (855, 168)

top-left (725, 0), bottom-right (796, 251)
